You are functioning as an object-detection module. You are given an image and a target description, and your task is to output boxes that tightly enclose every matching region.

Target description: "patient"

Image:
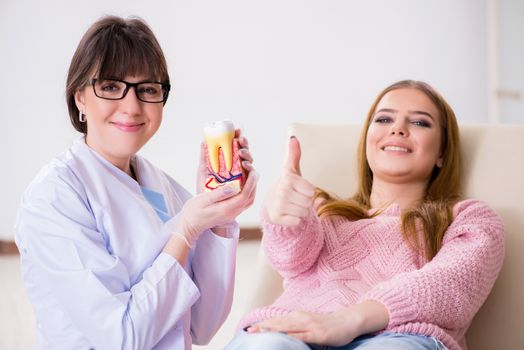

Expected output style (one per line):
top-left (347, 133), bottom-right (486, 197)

top-left (224, 80), bottom-right (505, 350)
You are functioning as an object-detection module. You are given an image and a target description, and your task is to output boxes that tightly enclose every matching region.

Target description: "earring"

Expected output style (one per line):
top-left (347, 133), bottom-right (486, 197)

top-left (436, 158), bottom-right (443, 168)
top-left (79, 111), bottom-right (86, 123)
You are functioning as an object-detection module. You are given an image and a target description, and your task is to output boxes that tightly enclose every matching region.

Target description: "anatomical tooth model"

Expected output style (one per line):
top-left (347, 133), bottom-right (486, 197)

top-left (203, 120), bottom-right (244, 192)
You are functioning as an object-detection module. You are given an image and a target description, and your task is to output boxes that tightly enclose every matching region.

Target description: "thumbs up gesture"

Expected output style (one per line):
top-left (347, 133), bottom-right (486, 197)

top-left (264, 137), bottom-right (316, 226)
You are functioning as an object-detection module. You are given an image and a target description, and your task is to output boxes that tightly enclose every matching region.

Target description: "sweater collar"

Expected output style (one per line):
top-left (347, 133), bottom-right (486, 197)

top-left (369, 203), bottom-right (402, 216)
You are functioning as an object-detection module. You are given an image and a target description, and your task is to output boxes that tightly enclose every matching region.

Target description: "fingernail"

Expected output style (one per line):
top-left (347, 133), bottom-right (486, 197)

top-left (222, 185), bottom-right (234, 195)
top-left (242, 161), bottom-right (252, 171)
top-left (222, 183), bottom-right (239, 195)
top-left (250, 170), bottom-right (259, 182)
top-left (246, 326), bottom-right (260, 333)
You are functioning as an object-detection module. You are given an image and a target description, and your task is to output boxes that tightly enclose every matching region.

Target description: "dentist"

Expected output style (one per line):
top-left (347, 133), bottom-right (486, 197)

top-left (15, 15), bottom-right (257, 350)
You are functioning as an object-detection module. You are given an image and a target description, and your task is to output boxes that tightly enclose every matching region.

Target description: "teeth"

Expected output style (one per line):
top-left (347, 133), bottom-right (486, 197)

top-left (384, 146), bottom-right (409, 152)
top-left (204, 120), bottom-right (235, 173)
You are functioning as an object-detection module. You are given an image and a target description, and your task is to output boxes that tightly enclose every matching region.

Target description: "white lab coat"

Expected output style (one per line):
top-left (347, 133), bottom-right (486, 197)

top-left (15, 138), bottom-right (239, 350)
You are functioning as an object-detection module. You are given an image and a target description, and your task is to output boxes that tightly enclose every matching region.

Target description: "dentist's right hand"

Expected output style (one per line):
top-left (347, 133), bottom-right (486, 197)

top-left (163, 139), bottom-right (258, 261)
top-left (164, 176), bottom-right (257, 262)
top-left (264, 137), bottom-right (316, 227)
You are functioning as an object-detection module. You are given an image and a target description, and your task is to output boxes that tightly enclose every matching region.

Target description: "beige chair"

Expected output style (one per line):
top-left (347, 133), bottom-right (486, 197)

top-left (248, 123), bottom-right (524, 349)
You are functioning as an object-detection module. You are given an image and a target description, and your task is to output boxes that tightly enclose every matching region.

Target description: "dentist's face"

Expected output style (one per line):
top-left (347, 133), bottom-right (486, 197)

top-left (75, 75), bottom-right (163, 170)
top-left (366, 88), bottom-right (443, 185)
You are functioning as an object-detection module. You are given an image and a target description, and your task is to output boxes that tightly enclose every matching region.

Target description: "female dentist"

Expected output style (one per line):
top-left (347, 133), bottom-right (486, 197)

top-left (15, 16), bottom-right (257, 350)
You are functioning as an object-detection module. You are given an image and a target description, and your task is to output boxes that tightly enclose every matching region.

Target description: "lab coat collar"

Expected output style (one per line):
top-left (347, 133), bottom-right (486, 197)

top-left (72, 137), bottom-right (141, 192)
top-left (71, 137), bottom-right (175, 210)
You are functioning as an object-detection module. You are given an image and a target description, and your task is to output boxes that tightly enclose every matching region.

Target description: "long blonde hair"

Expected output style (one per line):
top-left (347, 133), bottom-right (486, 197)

top-left (316, 80), bottom-right (462, 260)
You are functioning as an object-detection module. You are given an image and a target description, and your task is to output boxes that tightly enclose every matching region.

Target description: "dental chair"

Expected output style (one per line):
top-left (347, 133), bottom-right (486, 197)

top-left (246, 123), bottom-right (524, 349)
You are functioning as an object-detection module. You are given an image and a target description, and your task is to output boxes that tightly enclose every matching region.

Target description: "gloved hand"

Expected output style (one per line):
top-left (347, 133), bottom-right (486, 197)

top-left (264, 136), bottom-right (316, 226)
top-left (165, 184), bottom-right (240, 247)
top-left (167, 130), bottom-right (258, 247)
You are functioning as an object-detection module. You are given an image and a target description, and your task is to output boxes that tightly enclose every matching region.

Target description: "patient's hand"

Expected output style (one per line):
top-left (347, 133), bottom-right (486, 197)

top-left (246, 301), bottom-right (388, 346)
top-left (263, 137), bottom-right (316, 226)
top-left (246, 310), bottom-right (360, 346)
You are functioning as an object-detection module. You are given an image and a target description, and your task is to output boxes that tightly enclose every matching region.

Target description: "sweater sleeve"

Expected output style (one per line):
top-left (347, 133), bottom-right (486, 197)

top-left (360, 199), bottom-right (505, 331)
top-left (261, 208), bottom-right (324, 279)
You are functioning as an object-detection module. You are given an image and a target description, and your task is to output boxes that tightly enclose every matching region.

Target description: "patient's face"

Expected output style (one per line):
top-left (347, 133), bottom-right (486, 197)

top-left (365, 88), bottom-right (443, 186)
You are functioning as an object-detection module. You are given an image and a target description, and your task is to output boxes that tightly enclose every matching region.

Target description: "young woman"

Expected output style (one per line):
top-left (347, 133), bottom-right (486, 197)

top-left (15, 16), bottom-right (257, 350)
top-left (225, 80), bottom-right (504, 350)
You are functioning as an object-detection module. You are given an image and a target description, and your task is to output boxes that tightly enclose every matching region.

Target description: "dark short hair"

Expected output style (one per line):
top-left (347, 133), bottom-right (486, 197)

top-left (66, 16), bottom-right (170, 133)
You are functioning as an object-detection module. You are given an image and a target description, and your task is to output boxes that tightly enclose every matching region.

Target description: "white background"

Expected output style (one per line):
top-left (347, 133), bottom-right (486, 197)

top-left (0, 0), bottom-right (521, 239)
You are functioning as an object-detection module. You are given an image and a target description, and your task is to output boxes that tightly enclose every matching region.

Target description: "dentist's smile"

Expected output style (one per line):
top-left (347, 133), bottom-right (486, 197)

top-left (110, 121), bottom-right (145, 132)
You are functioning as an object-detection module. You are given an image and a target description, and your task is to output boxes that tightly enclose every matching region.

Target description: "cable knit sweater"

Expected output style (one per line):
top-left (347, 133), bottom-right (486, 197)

top-left (239, 199), bottom-right (505, 350)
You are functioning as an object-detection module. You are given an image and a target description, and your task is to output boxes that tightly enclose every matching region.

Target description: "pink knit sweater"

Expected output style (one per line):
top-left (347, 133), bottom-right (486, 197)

top-left (239, 199), bottom-right (504, 350)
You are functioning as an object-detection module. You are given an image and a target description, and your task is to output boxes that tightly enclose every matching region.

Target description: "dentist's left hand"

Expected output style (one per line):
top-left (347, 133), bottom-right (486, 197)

top-left (196, 128), bottom-right (254, 192)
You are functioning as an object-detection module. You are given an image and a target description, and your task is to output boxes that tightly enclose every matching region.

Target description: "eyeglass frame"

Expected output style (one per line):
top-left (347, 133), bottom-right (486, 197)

top-left (88, 78), bottom-right (171, 104)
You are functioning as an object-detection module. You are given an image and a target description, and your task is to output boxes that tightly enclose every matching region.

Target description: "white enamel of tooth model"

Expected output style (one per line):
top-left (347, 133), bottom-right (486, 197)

top-left (204, 120), bottom-right (235, 173)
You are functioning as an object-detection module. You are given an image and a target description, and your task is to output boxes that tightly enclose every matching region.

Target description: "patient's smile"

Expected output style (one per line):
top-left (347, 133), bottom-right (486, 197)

top-left (382, 145), bottom-right (411, 153)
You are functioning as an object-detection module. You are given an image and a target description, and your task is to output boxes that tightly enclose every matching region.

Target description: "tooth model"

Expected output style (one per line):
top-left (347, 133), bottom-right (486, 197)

top-left (203, 120), bottom-right (245, 192)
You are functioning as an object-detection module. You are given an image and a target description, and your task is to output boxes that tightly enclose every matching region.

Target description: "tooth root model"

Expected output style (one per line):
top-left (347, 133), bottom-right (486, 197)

top-left (203, 120), bottom-right (245, 192)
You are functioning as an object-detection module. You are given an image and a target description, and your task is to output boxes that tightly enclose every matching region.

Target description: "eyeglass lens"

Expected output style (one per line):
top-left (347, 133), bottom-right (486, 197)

top-left (93, 79), bottom-right (166, 103)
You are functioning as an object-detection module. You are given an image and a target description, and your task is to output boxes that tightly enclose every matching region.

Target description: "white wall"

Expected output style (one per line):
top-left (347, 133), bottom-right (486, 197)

top-left (496, 0), bottom-right (524, 122)
top-left (0, 0), bottom-right (491, 239)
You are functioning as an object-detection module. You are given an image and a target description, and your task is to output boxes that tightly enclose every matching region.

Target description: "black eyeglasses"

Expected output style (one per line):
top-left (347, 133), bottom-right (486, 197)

top-left (88, 78), bottom-right (171, 103)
